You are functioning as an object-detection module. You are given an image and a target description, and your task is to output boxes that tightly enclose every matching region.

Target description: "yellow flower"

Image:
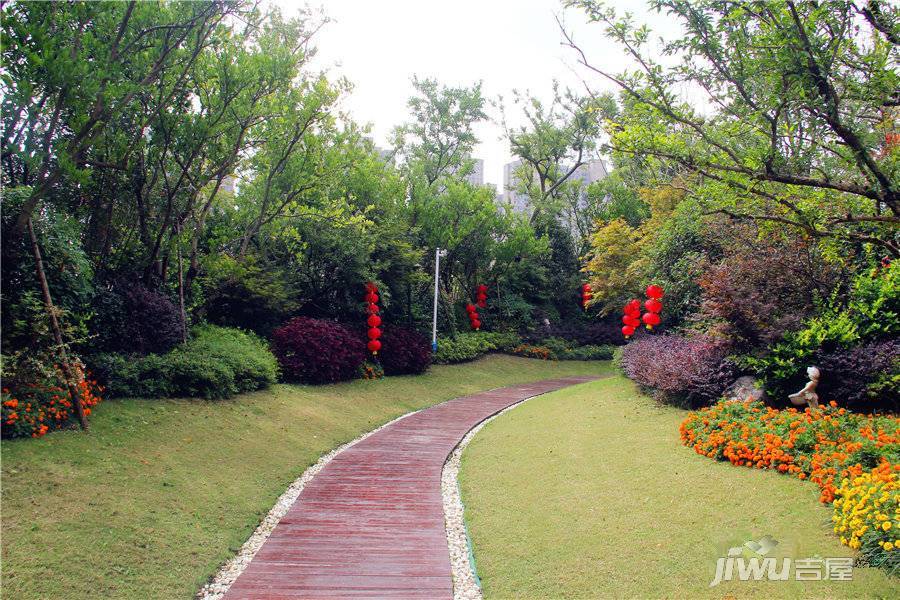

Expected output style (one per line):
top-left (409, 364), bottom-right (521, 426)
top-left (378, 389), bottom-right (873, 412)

top-left (883, 521), bottom-right (893, 531)
top-left (884, 541), bottom-right (895, 551)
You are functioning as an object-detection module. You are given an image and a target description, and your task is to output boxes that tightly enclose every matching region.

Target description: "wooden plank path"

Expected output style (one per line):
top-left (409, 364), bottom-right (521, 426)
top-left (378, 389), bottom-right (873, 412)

top-left (224, 376), bottom-right (598, 599)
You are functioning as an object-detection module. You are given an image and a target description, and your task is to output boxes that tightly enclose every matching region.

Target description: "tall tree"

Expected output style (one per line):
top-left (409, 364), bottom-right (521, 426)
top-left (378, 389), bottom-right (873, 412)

top-left (564, 0), bottom-right (900, 254)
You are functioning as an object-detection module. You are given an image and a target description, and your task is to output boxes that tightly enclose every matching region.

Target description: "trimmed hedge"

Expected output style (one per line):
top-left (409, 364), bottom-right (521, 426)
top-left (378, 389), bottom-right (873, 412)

top-left (91, 325), bottom-right (279, 399)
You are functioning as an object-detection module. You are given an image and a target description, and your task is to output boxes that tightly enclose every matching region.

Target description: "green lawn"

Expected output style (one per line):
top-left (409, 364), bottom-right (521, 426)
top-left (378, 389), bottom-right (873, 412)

top-left (460, 374), bottom-right (899, 599)
top-left (1, 355), bottom-right (610, 599)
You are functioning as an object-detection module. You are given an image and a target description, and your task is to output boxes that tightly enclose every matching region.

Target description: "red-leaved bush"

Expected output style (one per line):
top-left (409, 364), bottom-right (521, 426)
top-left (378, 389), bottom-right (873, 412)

top-left (378, 326), bottom-right (432, 376)
top-left (695, 236), bottom-right (840, 348)
top-left (621, 334), bottom-right (737, 407)
top-left (271, 317), bottom-right (366, 384)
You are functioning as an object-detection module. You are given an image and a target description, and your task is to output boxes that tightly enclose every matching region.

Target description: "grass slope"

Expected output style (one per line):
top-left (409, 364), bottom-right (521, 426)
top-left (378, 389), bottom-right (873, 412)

top-left (460, 375), bottom-right (898, 599)
top-left (1, 355), bottom-right (611, 599)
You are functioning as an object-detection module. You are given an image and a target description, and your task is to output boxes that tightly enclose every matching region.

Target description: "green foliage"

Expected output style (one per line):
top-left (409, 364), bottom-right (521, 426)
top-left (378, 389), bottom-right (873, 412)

top-left (93, 326), bottom-right (278, 400)
top-left (433, 332), bottom-right (522, 364)
top-left (745, 263), bottom-right (899, 399)
top-left (198, 255), bottom-right (298, 336)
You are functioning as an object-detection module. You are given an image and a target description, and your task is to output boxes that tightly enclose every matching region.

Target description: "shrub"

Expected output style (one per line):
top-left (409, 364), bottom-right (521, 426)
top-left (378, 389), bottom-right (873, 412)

top-left (527, 318), bottom-right (623, 347)
top-left (271, 317), bottom-right (365, 384)
top-left (198, 255), bottom-right (298, 336)
top-left (2, 356), bottom-right (103, 439)
top-left (92, 282), bottom-right (183, 355)
top-left (695, 235), bottom-right (839, 348)
top-left (561, 344), bottom-right (616, 361)
top-left (510, 344), bottom-right (553, 360)
top-left (92, 326), bottom-right (278, 399)
top-left (359, 361), bottom-right (384, 380)
top-left (621, 334), bottom-right (736, 407)
top-left (433, 332), bottom-right (522, 364)
top-left (817, 339), bottom-right (899, 413)
top-left (746, 262), bottom-right (899, 404)
top-left (378, 326), bottom-right (432, 375)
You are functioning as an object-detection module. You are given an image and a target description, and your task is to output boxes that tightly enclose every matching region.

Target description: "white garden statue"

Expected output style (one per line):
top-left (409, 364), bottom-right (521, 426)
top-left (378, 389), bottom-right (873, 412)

top-left (788, 366), bottom-right (820, 409)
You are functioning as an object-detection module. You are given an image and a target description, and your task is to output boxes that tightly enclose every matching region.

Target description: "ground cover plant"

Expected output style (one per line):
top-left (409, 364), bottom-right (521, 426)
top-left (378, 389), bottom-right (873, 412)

top-left (681, 399), bottom-right (900, 572)
top-left (460, 375), bottom-right (897, 598)
top-left (0, 356), bottom-right (607, 600)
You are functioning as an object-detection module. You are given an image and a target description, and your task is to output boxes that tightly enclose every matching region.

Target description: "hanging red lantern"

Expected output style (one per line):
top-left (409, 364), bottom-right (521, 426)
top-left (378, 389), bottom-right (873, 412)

top-left (367, 327), bottom-right (382, 340)
top-left (624, 299), bottom-right (641, 316)
top-left (365, 292), bottom-right (379, 304)
top-left (642, 312), bottom-right (661, 329)
top-left (581, 283), bottom-right (592, 309)
top-left (367, 339), bottom-right (381, 353)
top-left (622, 314), bottom-right (640, 327)
top-left (366, 303), bottom-right (379, 314)
top-left (646, 284), bottom-right (664, 300)
top-left (644, 298), bottom-right (663, 314)
top-left (367, 314), bottom-right (382, 327)
top-left (471, 319), bottom-right (481, 330)
top-left (621, 325), bottom-right (636, 338)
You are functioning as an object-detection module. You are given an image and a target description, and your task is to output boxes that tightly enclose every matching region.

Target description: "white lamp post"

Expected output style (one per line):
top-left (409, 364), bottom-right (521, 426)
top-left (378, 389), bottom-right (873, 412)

top-left (432, 247), bottom-right (447, 352)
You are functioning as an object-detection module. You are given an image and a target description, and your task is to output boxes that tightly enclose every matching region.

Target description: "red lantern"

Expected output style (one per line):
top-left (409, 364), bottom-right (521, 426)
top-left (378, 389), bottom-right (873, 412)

top-left (644, 298), bottom-right (662, 314)
top-left (642, 312), bottom-right (661, 329)
top-left (365, 292), bottom-right (379, 304)
top-left (367, 339), bottom-right (381, 353)
top-left (624, 299), bottom-right (641, 316)
top-left (582, 283), bottom-right (591, 292)
top-left (621, 315), bottom-right (639, 327)
top-left (621, 325), bottom-right (636, 338)
top-left (368, 327), bottom-right (382, 340)
top-left (367, 314), bottom-right (382, 327)
top-left (365, 282), bottom-right (378, 293)
top-left (472, 319), bottom-right (481, 330)
top-left (466, 303), bottom-right (477, 314)
top-left (477, 284), bottom-right (488, 293)
top-left (646, 284), bottom-right (664, 300)
top-left (366, 303), bottom-right (379, 314)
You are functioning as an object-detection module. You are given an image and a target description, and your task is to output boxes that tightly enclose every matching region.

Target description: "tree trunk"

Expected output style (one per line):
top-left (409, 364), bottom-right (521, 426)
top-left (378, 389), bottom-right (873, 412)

top-left (176, 223), bottom-right (187, 343)
top-left (27, 218), bottom-right (89, 431)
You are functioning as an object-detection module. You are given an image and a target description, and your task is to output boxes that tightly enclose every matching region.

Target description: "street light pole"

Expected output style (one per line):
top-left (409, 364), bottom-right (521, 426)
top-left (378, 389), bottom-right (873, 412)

top-left (432, 247), bottom-right (447, 352)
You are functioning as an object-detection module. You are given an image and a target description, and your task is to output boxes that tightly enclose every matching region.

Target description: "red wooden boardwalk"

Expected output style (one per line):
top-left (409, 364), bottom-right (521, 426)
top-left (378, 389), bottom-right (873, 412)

top-left (224, 376), bottom-right (598, 599)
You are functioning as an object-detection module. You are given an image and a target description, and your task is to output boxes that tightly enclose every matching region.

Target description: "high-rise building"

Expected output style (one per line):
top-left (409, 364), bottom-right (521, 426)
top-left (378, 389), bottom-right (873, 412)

top-left (466, 159), bottom-right (484, 186)
top-left (502, 159), bottom-right (531, 213)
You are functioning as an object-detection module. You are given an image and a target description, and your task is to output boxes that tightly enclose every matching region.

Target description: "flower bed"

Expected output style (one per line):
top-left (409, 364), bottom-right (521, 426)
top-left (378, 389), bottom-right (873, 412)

top-left (681, 399), bottom-right (899, 570)
top-left (2, 362), bottom-right (103, 439)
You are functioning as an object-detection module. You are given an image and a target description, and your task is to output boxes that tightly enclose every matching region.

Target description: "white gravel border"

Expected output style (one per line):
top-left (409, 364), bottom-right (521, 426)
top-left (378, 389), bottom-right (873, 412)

top-left (442, 396), bottom-right (539, 600)
top-left (196, 408), bottom-right (424, 600)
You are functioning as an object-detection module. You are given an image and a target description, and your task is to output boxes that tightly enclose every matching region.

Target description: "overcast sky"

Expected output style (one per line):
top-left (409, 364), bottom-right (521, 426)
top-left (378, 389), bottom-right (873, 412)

top-left (275, 0), bottom-right (682, 186)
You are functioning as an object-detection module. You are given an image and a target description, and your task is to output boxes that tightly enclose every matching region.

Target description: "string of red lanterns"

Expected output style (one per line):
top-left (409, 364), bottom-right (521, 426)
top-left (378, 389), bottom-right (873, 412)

top-left (621, 299), bottom-right (641, 338)
top-left (466, 302), bottom-right (481, 331)
top-left (641, 284), bottom-right (664, 330)
top-left (581, 283), bottom-right (592, 310)
top-left (476, 284), bottom-right (488, 308)
top-left (364, 282), bottom-right (382, 354)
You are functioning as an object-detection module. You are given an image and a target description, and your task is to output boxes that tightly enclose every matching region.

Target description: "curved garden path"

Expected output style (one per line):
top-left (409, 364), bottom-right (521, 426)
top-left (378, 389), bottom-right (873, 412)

top-left (224, 375), bottom-right (598, 599)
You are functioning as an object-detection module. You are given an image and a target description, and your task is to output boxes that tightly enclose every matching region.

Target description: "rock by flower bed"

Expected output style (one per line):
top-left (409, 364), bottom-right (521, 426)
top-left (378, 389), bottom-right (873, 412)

top-left (680, 399), bottom-right (899, 571)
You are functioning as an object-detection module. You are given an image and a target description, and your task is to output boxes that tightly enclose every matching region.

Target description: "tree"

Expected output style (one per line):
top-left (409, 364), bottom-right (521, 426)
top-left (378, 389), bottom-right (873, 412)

top-left (503, 85), bottom-right (611, 242)
top-left (563, 0), bottom-right (900, 254)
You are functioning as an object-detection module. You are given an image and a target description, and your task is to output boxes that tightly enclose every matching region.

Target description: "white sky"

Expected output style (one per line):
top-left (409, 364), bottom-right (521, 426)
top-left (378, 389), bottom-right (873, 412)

top-left (275, 0), bottom-right (683, 186)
